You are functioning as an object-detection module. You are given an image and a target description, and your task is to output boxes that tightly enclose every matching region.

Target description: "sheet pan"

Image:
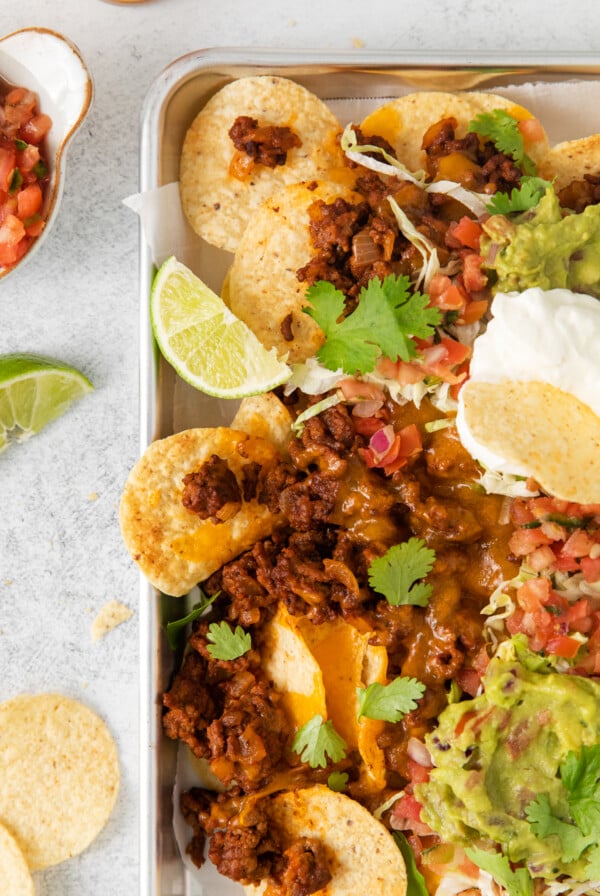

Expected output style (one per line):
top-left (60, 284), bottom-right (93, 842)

top-left (137, 48), bottom-right (600, 896)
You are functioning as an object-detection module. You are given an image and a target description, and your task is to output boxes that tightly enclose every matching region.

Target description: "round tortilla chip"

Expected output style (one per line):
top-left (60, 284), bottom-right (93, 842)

top-left (0, 823), bottom-right (34, 896)
top-left (228, 180), bottom-right (362, 363)
top-left (0, 693), bottom-right (119, 871)
top-left (119, 427), bottom-right (283, 596)
top-left (260, 604), bottom-right (327, 730)
top-left (359, 90), bottom-right (548, 172)
top-left (180, 76), bottom-right (344, 253)
top-left (231, 392), bottom-right (293, 454)
top-left (539, 134), bottom-right (600, 191)
top-left (245, 785), bottom-right (407, 896)
top-left (461, 379), bottom-right (600, 504)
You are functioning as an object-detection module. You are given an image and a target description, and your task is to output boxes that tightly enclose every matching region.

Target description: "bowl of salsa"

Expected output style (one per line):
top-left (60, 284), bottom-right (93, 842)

top-left (0, 27), bottom-right (92, 278)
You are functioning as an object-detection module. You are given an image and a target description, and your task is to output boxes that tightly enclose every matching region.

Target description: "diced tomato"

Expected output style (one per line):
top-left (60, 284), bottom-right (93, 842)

top-left (545, 635), bottom-right (582, 659)
top-left (20, 113), bottom-right (52, 145)
top-left (448, 216), bottom-right (483, 251)
top-left (461, 253), bottom-right (487, 292)
top-left (16, 182), bottom-right (42, 220)
top-left (391, 792), bottom-right (423, 824)
top-left (353, 414), bottom-right (384, 437)
top-left (561, 529), bottom-right (595, 558)
top-left (518, 116), bottom-right (545, 145)
top-left (407, 758), bottom-right (431, 784)
top-left (581, 555), bottom-right (600, 583)
top-left (456, 667), bottom-right (481, 697)
top-left (0, 141), bottom-right (17, 192)
top-left (508, 525), bottom-right (552, 556)
top-left (459, 298), bottom-right (488, 325)
top-left (428, 273), bottom-right (465, 311)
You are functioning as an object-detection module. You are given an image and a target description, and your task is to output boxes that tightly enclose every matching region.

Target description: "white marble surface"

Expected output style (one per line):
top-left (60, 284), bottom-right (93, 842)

top-left (0, 1), bottom-right (599, 894)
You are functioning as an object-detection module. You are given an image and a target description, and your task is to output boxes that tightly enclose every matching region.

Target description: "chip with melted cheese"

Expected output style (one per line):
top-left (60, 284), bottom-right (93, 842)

top-left (359, 90), bottom-right (549, 172)
top-left (180, 75), bottom-right (345, 253)
top-left (244, 785), bottom-right (407, 896)
top-left (539, 133), bottom-right (600, 190)
top-left (119, 427), bottom-right (283, 596)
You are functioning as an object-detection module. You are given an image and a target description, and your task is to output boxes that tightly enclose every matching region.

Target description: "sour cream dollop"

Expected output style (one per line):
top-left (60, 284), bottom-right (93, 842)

top-left (456, 286), bottom-right (600, 476)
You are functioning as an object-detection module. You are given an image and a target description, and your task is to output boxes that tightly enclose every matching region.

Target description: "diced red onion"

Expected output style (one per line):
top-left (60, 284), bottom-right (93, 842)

top-left (407, 736), bottom-right (433, 768)
top-left (352, 399), bottom-right (384, 417)
top-left (369, 424), bottom-right (395, 458)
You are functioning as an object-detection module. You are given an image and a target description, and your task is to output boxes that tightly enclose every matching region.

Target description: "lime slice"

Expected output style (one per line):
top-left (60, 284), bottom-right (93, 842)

top-left (0, 354), bottom-right (93, 452)
top-left (150, 256), bottom-right (291, 398)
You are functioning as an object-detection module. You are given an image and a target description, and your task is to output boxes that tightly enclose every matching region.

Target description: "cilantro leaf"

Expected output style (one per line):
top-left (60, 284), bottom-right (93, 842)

top-left (357, 676), bottom-right (425, 722)
top-left (585, 843), bottom-right (600, 879)
top-left (327, 771), bottom-right (349, 792)
top-left (164, 589), bottom-right (219, 651)
top-left (206, 621), bottom-right (252, 660)
top-left (393, 832), bottom-right (429, 896)
top-left (525, 794), bottom-right (594, 863)
top-left (468, 109), bottom-right (536, 175)
top-left (485, 177), bottom-right (551, 215)
top-left (304, 275), bottom-right (441, 375)
top-left (560, 745), bottom-right (600, 837)
top-left (292, 714), bottom-right (348, 769)
top-left (465, 846), bottom-right (533, 896)
top-left (368, 538), bottom-right (436, 606)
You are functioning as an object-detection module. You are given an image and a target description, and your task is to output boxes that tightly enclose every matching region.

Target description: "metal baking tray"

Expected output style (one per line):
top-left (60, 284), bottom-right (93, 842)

top-left (137, 48), bottom-right (600, 896)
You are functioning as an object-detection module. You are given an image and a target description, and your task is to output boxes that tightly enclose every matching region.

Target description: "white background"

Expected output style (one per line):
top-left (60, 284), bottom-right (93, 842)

top-left (1, 1), bottom-right (600, 894)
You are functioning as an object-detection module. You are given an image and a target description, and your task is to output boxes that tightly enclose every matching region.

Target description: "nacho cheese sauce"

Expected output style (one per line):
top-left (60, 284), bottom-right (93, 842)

top-left (456, 287), bottom-right (600, 474)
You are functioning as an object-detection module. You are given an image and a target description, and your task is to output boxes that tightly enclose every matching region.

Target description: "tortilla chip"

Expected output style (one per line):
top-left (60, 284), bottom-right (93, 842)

top-left (360, 90), bottom-right (548, 172)
top-left (539, 134), bottom-right (600, 190)
top-left (461, 379), bottom-right (600, 504)
top-left (119, 427), bottom-right (283, 596)
top-left (295, 614), bottom-right (388, 791)
top-left (180, 76), bottom-right (344, 253)
top-left (0, 823), bottom-right (34, 896)
top-left (231, 392), bottom-right (293, 454)
top-left (260, 604), bottom-right (327, 730)
top-left (228, 180), bottom-right (362, 363)
top-left (0, 693), bottom-right (119, 871)
top-left (245, 785), bottom-right (407, 896)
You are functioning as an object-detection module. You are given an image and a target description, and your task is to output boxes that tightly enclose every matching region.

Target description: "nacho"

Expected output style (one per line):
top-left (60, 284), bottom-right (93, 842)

top-left (180, 76), bottom-right (345, 253)
top-left (539, 134), bottom-right (600, 190)
top-left (260, 603), bottom-right (328, 730)
top-left (360, 90), bottom-right (548, 172)
top-left (231, 391), bottom-right (293, 453)
top-left (228, 180), bottom-right (362, 363)
top-left (120, 427), bottom-right (283, 596)
top-left (244, 785), bottom-right (407, 896)
top-left (460, 379), bottom-right (600, 504)
top-left (0, 693), bottom-right (119, 871)
top-left (0, 823), bottom-right (34, 896)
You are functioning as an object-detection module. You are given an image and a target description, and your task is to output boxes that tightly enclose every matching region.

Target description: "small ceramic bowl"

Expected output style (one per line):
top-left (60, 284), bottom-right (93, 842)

top-left (0, 27), bottom-right (93, 280)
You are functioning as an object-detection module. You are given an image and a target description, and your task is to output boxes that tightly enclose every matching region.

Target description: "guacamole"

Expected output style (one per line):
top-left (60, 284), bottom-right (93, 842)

top-left (415, 647), bottom-right (600, 881)
top-left (482, 188), bottom-right (600, 296)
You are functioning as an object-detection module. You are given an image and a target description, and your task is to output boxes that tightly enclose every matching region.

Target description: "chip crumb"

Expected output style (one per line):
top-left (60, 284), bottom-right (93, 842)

top-left (92, 600), bottom-right (133, 641)
top-left (287, 17), bottom-right (297, 26)
top-left (352, 36), bottom-right (365, 48)
top-left (87, 492), bottom-right (99, 501)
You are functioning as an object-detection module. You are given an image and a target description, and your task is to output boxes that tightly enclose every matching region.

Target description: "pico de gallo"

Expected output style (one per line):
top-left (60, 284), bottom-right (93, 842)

top-left (0, 79), bottom-right (52, 272)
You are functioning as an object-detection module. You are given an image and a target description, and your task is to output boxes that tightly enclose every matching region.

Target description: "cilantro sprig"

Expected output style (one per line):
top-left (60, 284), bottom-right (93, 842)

top-left (485, 176), bottom-right (552, 215)
top-left (164, 589), bottom-right (219, 651)
top-left (357, 676), bottom-right (425, 722)
top-left (468, 109), bottom-right (537, 175)
top-left (466, 846), bottom-right (533, 896)
top-left (206, 621), bottom-right (252, 660)
top-left (393, 832), bottom-right (429, 896)
top-left (368, 538), bottom-right (436, 607)
top-left (525, 744), bottom-right (600, 865)
top-left (292, 714), bottom-right (348, 769)
top-left (303, 275), bottom-right (441, 375)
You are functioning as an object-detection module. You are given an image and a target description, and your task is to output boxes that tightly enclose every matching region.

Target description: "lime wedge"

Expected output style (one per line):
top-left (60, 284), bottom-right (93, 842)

top-left (150, 256), bottom-right (291, 398)
top-left (0, 354), bottom-right (93, 452)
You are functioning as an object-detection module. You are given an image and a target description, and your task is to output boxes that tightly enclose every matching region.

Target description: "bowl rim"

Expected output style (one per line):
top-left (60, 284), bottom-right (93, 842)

top-left (0, 26), bottom-right (94, 280)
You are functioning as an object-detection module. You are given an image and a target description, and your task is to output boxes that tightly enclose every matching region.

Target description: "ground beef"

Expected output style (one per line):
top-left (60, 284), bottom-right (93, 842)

top-left (162, 625), bottom-right (289, 792)
top-left (182, 455), bottom-right (241, 522)
top-left (277, 838), bottom-right (332, 896)
top-left (558, 173), bottom-right (600, 212)
top-left (229, 115), bottom-right (301, 168)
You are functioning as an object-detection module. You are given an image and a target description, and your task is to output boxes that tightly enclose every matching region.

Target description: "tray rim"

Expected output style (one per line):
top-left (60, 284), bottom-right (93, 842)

top-left (137, 47), bottom-right (600, 896)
